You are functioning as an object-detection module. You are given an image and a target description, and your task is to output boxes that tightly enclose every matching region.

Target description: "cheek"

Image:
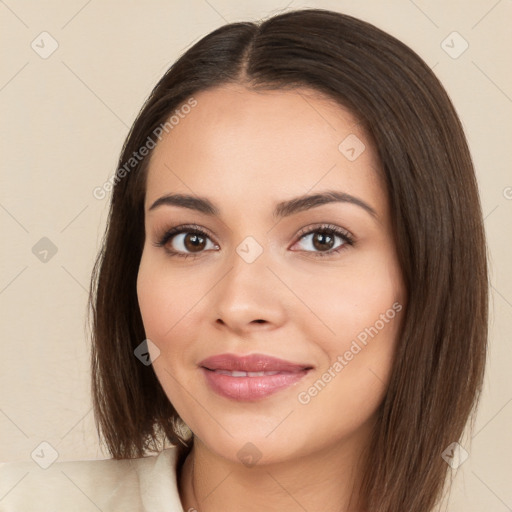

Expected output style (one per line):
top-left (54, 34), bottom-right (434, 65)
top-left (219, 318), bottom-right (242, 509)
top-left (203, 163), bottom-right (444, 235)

top-left (295, 249), bottom-right (404, 356)
top-left (136, 255), bottom-right (201, 409)
top-left (293, 250), bottom-right (404, 413)
top-left (136, 267), bottom-right (168, 340)
top-left (136, 252), bottom-right (207, 341)
top-left (292, 298), bottom-right (403, 452)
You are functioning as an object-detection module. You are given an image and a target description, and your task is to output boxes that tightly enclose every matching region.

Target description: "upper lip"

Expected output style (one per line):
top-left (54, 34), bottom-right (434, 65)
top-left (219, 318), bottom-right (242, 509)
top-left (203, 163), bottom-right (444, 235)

top-left (199, 353), bottom-right (313, 373)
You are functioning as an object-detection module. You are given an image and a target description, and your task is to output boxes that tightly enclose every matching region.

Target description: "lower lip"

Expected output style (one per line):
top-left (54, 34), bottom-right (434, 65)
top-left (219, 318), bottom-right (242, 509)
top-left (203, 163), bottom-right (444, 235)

top-left (201, 368), bottom-right (309, 401)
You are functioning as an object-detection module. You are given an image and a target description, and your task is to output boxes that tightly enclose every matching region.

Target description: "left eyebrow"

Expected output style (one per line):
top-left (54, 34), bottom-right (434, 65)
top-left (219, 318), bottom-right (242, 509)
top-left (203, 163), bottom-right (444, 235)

top-left (148, 190), bottom-right (377, 220)
top-left (273, 190), bottom-right (377, 220)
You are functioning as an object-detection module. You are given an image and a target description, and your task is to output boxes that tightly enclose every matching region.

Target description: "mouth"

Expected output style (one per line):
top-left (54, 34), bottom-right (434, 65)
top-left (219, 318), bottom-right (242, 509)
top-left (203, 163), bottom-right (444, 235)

top-left (210, 370), bottom-right (285, 377)
top-left (198, 353), bottom-right (313, 401)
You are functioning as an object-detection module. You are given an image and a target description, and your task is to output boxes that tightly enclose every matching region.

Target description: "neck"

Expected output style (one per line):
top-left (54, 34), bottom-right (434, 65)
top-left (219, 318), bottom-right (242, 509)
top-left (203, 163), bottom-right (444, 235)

top-left (178, 431), bottom-right (370, 512)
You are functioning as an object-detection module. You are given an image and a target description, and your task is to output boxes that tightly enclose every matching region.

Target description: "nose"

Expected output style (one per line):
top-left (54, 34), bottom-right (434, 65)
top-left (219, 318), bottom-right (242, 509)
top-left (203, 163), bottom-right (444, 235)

top-left (211, 244), bottom-right (288, 337)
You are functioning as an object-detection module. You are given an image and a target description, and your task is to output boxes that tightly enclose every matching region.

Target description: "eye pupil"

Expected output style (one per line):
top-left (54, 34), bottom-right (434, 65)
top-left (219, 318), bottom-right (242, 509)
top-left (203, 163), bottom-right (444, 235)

top-left (184, 233), bottom-right (206, 252)
top-left (313, 232), bottom-right (334, 251)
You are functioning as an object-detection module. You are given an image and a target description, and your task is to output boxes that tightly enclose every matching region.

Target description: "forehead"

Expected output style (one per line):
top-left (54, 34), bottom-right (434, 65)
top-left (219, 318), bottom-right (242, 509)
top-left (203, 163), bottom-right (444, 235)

top-left (145, 84), bottom-right (385, 217)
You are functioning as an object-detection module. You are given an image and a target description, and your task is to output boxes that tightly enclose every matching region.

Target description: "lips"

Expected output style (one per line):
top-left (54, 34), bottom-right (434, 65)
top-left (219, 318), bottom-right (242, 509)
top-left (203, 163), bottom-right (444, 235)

top-left (199, 353), bottom-right (313, 401)
top-left (200, 353), bottom-right (311, 373)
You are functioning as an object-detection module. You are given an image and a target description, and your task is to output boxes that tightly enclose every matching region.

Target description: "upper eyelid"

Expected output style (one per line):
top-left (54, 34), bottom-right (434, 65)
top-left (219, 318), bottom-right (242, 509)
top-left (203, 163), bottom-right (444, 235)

top-left (154, 224), bottom-right (216, 247)
top-left (156, 223), bottom-right (354, 249)
top-left (295, 223), bottom-right (353, 240)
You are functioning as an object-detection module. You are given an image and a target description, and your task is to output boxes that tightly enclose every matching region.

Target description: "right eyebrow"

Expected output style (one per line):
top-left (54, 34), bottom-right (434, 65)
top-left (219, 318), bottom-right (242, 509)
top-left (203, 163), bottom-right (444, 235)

top-left (149, 194), bottom-right (217, 215)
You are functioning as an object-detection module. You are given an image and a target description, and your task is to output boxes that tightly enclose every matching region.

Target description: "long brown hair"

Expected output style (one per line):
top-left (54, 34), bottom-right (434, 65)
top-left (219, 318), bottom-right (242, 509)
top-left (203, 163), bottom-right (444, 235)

top-left (89, 9), bottom-right (488, 511)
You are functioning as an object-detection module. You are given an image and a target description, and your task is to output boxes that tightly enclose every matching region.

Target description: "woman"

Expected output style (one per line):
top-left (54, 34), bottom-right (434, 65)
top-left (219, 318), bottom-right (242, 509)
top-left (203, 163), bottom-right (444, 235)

top-left (0, 8), bottom-right (488, 512)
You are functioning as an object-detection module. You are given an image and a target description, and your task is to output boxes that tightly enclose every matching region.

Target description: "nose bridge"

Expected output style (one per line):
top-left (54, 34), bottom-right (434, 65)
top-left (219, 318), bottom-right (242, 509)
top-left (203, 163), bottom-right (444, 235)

top-left (222, 235), bottom-right (273, 303)
top-left (212, 233), bottom-right (286, 328)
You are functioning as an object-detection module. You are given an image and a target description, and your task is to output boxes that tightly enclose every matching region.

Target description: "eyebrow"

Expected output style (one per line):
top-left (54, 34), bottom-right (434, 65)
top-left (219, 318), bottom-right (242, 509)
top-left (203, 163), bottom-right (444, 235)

top-left (148, 190), bottom-right (377, 219)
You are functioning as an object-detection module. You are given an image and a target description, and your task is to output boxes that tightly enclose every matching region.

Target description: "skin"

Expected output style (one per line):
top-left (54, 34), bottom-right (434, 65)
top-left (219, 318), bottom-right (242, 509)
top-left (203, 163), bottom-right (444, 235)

top-left (137, 84), bottom-right (406, 512)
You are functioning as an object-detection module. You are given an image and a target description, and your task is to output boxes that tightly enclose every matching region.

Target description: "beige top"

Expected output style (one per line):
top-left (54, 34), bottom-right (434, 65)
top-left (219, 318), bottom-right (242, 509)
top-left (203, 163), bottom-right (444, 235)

top-left (0, 447), bottom-right (185, 511)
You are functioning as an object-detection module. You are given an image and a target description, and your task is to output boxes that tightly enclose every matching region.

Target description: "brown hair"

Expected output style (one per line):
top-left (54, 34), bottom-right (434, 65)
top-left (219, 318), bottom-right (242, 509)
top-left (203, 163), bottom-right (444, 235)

top-left (89, 8), bottom-right (488, 511)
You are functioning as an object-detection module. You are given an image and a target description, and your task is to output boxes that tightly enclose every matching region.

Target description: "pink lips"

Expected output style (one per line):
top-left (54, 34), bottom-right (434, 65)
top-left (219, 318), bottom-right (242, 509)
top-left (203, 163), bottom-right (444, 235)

top-left (199, 353), bottom-right (312, 401)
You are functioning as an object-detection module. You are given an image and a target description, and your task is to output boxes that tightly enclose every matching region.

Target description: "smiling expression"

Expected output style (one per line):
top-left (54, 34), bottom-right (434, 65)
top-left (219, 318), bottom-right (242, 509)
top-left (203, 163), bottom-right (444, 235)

top-left (136, 83), bottom-right (406, 465)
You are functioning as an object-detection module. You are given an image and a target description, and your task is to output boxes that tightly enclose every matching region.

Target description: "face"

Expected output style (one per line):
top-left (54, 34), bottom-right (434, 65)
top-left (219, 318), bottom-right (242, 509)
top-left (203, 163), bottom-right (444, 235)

top-left (137, 84), bottom-right (406, 466)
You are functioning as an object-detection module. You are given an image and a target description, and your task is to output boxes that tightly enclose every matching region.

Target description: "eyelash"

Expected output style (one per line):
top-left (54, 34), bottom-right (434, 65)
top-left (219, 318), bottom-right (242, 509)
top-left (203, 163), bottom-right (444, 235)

top-left (153, 223), bottom-right (355, 259)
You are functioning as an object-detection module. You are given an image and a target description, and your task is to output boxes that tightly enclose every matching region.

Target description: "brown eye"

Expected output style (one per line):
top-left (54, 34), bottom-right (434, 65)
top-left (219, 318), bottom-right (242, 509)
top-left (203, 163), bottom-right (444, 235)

top-left (311, 231), bottom-right (336, 251)
top-left (292, 225), bottom-right (354, 257)
top-left (167, 231), bottom-right (217, 254)
top-left (155, 226), bottom-right (219, 257)
top-left (182, 233), bottom-right (207, 252)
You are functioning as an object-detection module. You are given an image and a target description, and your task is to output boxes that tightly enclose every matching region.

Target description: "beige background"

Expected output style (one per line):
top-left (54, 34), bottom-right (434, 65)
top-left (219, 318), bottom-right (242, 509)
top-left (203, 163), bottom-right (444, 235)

top-left (0, 0), bottom-right (511, 510)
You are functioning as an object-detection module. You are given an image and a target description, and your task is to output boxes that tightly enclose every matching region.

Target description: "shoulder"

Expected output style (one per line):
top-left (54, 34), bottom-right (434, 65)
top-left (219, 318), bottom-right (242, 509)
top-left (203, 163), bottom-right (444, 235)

top-left (0, 446), bottom-right (184, 512)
